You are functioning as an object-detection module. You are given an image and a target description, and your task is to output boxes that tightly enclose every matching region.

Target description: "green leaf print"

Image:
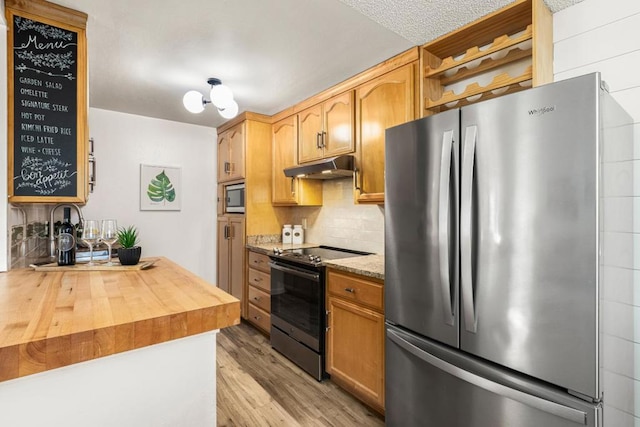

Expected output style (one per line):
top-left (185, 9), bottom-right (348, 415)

top-left (147, 170), bottom-right (176, 203)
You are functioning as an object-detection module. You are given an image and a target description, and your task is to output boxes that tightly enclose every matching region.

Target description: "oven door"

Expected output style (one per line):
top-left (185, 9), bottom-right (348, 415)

top-left (270, 261), bottom-right (322, 351)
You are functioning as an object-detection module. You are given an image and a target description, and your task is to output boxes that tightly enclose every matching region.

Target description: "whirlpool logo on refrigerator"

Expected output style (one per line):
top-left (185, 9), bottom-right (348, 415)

top-left (528, 105), bottom-right (556, 116)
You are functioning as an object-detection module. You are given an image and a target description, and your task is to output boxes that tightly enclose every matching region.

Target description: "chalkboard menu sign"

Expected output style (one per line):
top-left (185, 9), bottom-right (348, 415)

top-left (6, 0), bottom-right (87, 203)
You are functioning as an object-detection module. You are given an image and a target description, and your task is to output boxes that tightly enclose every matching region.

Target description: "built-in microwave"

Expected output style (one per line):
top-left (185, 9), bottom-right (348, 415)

top-left (224, 183), bottom-right (245, 214)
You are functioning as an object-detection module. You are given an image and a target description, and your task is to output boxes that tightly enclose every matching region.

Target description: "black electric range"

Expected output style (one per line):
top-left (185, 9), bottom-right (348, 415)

top-left (269, 245), bottom-right (370, 269)
top-left (268, 245), bottom-right (370, 381)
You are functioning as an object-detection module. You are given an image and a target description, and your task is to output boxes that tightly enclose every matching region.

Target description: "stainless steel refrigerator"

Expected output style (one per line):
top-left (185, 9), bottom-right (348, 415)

top-left (384, 73), bottom-right (632, 426)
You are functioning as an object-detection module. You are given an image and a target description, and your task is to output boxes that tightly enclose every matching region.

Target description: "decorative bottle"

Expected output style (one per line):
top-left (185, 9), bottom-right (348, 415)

top-left (57, 207), bottom-right (76, 266)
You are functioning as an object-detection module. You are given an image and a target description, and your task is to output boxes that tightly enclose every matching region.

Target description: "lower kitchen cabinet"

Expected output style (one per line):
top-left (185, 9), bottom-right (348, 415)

top-left (246, 250), bottom-right (271, 334)
top-left (326, 269), bottom-right (385, 414)
top-left (217, 216), bottom-right (245, 308)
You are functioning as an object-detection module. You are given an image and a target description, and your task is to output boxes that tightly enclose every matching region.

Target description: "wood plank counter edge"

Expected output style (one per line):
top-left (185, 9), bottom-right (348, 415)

top-left (0, 257), bottom-right (240, 382)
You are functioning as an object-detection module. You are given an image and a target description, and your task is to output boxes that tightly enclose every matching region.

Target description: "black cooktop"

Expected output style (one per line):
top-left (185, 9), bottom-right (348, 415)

top-left (270, 245), bottom-right (370, 267)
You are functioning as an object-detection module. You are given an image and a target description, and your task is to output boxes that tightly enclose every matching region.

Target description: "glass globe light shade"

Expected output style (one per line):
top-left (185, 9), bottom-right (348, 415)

top-left (183, 90), bottom-right (205, 113)
top-left (210, 84), bottom-right (234, 109)
top-left (218, 100), bottom-right (239, 119)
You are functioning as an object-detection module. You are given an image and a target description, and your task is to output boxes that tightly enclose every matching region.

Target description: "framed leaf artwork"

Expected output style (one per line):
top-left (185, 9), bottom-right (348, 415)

top-left (140, 164), bottom-right (181, 211)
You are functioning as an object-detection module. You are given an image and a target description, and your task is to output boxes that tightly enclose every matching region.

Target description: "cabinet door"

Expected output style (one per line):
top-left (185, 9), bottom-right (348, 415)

top-left (355, 63), bottom-right (416, 204)
top-left (327, 297), bottom-right (385, 412)
top-left (323, 91), bottom-right (354, 157)
top-left (272, 116), bottom-right (298, 205)
top-left (229, 216), bottom-right (245, 302)
top-left (227, 123), bottom-right (245, 181)
top-left (217, 184), bottom-right (224, 215)
top-left (217, 132), bottom-right (231, 183)
top-left (216, 217), bottom-right (230, 293)
top-left (298, 104), bottom-right (323, 163)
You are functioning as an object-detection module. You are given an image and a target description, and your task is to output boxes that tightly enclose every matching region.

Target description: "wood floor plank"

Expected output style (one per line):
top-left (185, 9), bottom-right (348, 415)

top-left (217, 322), bottom-right (385, 426)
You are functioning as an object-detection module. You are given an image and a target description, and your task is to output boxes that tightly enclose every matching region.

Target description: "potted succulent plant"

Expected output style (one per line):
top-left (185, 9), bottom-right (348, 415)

top-left (116, 225), bottom-right (141, 265)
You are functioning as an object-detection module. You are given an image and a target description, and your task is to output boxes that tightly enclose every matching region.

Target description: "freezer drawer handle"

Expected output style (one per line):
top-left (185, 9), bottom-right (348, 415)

top-left (461, 125), bottom-right (478, 333)
top-left (438, 129), bottom-right (456, 326)
top-left (387, 330), bottom-right (587, 425)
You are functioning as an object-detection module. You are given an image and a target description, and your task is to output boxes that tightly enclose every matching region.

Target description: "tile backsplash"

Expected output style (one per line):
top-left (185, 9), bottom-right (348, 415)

top-left (285, 178), bottom-right (384, 254)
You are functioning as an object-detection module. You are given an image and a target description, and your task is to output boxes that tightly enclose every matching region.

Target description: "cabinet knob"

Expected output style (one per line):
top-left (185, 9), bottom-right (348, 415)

top-left (344, 287), bottom-right (355, 293)
top-left (253, 296), bottom-right (261, 301)
top-left (254, 277), bottom-right (262, 282)
top-left (254, 315), bottom-right (261, 321)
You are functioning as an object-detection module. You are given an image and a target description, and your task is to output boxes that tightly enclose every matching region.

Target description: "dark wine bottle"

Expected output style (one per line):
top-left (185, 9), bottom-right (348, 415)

top-left (57, 207), bottom-right (76, 266)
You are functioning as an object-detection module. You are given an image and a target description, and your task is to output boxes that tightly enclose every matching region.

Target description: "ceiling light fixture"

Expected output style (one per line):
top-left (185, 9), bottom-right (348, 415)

top-left (183, 78), bottom-right (238, 119)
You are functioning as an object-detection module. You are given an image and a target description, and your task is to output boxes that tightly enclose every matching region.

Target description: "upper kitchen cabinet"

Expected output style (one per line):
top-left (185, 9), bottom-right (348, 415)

top-left (216, 112), bottom-right (281, 237)
top-left (421, 0), bottom-right (552, 116)
top-left (298, 91), bottom-right (354, 163)
top-left (6, 0), bottom-right (89, 203)
top-left (354, 63), bottom-right (417, 204)
top-left (272, 115), bottom-right (322, 206)
top-left (217, 122), bottom-right (245, 183)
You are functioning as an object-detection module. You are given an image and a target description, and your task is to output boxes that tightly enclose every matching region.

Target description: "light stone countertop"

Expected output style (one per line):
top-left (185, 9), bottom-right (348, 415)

top-left (324, 254), bottom-right (385, 281)
top-left (247, 244), bottom-right (384, 280)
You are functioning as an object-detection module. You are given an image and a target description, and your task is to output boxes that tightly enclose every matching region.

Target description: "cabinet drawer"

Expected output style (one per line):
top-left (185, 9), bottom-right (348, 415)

top-left (248, 304), bottom-right (271, 333)
top-left (248, 251), bottom-right (271, 273)
top-left (327, 270), bottom-right (384, 312)
top-left (248, 286), bottom-right (270, 313)
top-left (248, 268), bottom-right (271, 292)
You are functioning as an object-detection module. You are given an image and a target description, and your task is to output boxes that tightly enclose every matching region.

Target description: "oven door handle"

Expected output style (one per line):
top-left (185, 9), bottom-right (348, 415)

top-left (269, 262), bottom-right (320, 282)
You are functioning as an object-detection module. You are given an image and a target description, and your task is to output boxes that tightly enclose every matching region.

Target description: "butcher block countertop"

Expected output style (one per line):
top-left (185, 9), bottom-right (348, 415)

top-left (0, 257), bottom-right (240, 382)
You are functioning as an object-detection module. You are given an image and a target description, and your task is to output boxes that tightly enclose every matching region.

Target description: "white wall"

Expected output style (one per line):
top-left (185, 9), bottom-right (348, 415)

top-left (553, 1), bottom-right (640, 425)
top-left (83, 108), bottom-right (217, 283)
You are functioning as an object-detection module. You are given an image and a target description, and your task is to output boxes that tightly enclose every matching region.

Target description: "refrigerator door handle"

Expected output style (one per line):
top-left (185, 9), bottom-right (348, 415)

top-left (387, 329), bottom-right (588, 425)
top-left (461, 125), bottom-right (477, 333)
top-left (438, 130), bottom-right (455, 326)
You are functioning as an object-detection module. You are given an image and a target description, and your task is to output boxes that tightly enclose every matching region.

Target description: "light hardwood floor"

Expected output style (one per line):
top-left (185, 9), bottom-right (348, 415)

top-left (217, 321), bottom-right (385, 427)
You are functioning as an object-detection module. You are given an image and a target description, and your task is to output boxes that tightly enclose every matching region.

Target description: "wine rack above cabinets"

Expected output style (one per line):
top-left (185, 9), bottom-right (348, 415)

top-left (420, 0), bottom-right (553, 117)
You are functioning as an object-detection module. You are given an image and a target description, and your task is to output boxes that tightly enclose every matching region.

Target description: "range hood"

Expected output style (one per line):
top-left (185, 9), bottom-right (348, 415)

top-left (284, 155), bottom-right (355, 179)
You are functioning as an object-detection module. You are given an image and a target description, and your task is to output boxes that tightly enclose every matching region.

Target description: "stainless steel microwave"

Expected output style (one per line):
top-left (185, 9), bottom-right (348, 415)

top-left (224, 183), bottom-right (245, 213)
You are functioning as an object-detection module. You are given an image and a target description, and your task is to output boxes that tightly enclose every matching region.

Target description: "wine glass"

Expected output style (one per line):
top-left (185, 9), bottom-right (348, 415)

top-left (81, 220), bottom-right (100, 266)
top-left (100, 219), bottom-right (118, 266)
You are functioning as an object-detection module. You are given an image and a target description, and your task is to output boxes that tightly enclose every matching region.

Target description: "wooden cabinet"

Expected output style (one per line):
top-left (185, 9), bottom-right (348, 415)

top-left (217, 184), bottom-right (224, 215)
top-left (246, 250), bottom-right (271, 334)
top-left (354, 63), bottom-right (417, 204)
top-left (217, 216), bottom-right (245, 304)
top-left (217, 122), bottom-right (245, 183)
top-left (298, 92), bottom-right (354, 163)
top-left (420, 0), bottom-right (552, 116)
top-left (272, 115), bottom-right (323, 206)
top-left (326, 269), bottom-right (385, 413)
top-left (215, 112), bottom-right (281, 320)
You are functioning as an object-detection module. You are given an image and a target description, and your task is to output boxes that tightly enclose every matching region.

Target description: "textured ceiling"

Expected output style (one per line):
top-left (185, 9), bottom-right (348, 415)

top-left (337, 0), bottom-right (584, 44)
top-left (46, 0), bottom-right (583, 128)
